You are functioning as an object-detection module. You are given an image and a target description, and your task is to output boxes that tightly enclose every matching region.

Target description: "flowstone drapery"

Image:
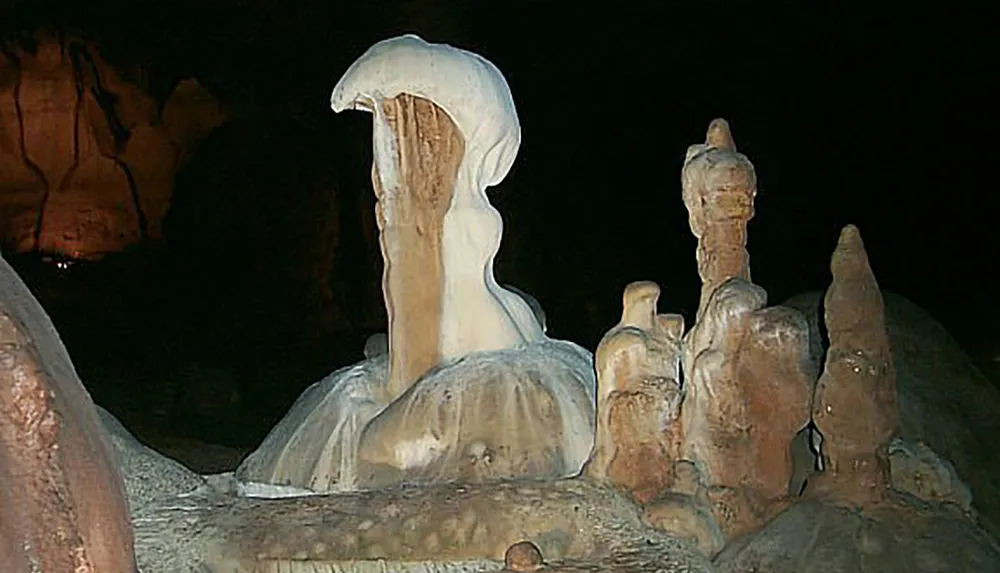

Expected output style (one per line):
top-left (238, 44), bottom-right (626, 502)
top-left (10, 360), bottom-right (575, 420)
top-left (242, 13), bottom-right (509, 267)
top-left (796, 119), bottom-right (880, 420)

top-left (235, 35), bottom-right (595, 493)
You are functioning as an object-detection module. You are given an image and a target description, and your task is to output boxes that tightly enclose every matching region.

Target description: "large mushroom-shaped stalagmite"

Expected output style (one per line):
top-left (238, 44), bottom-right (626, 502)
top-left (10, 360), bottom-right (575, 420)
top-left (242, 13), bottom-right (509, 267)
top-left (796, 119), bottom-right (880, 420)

top-left (331, 33), bottom-right (544, 401)
top-left (236, 35), bottom-right (594, 493)
top-left (0, 253), bottom-right (135, 573)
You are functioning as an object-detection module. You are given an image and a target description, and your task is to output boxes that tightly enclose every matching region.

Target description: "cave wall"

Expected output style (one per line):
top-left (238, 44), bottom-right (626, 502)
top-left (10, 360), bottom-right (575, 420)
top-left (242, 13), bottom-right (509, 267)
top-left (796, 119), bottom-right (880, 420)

top-left (0, 32), bottom-right (224, 259)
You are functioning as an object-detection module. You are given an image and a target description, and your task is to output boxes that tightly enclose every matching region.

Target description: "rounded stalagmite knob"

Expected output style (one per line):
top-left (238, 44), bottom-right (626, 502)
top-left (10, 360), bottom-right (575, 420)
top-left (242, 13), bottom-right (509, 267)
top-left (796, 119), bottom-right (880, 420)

top-left (504, 540), bottom-right (544, 572)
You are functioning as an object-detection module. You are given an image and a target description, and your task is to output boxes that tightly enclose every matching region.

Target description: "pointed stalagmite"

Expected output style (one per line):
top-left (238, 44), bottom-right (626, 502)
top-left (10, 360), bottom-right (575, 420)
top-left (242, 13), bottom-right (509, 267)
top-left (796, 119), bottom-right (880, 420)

top-left (681, 119), bottom-right (757, 321)
top-left (810, 224), bottom-right (898, 505)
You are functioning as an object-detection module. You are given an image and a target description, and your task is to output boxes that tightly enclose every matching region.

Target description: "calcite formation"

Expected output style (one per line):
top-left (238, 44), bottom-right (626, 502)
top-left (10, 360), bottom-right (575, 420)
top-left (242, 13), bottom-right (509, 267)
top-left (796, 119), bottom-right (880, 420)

top-left (587, 280), bottom-right (685, 503)
top-left (330, 34), bottom-right (544, 400)
top-left (586, 121), bottom-right (814, 544)
top-left (237, 35), bottom-right (594, 493)
top-left (810, 224), bottom-right (899, 505)
top-left (0, 254), bottom-right (136, 573)
top-left (681, 118), bottom-right (757, 321)
top-left (785, 288), bottom-right (1000, 538)
top-left (0, 32), bottom-right (224, 259)
top-left (672, 121), bottom-right (811, 540)
top-left (4, 32), bottom-right (998, 573)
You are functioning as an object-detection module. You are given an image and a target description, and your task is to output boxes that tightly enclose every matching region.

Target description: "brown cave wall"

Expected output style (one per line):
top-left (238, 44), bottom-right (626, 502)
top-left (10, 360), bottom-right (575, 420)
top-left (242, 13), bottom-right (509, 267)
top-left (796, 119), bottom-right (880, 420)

top-left (0, 32), bottom-right (224, 260)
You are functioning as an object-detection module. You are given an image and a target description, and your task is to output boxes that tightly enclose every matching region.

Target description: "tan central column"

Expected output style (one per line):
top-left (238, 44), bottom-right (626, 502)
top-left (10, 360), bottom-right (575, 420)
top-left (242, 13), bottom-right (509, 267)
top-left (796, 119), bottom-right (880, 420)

top-left (371, 93), bottom-right (465, 401)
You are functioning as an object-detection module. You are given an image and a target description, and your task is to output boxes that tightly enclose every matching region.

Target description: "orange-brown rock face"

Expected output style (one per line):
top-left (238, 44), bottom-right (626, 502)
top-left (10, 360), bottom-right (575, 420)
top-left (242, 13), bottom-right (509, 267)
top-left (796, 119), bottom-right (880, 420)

top-left (0, 254), bottom-right (135, 573)
top-left (371, 93), bottom-right (462, 401)
top-left (678, 119), bottom-right (814, 541)
top-left (681, 118), bottom-right (757, 321)
top-left (810, 224), bottom-right (899, 505)
top-left (587, 281), bottom-right (685, 503)
top-left (681, 289), bottom-right (813, 541)
top-left (0, 33), bottom-right (224, 259)
top-left (734, 306), bottom-right (815, 501)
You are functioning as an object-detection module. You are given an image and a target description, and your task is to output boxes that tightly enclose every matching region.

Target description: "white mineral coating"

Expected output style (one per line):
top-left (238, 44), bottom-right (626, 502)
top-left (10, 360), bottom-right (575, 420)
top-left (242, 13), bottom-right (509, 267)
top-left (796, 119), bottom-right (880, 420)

top-left (331, 34), bottom-right (543, 360)
top-left (235, 35), bottom-right (595, 495)
top-left (236, 341), bottom-right (596, 492)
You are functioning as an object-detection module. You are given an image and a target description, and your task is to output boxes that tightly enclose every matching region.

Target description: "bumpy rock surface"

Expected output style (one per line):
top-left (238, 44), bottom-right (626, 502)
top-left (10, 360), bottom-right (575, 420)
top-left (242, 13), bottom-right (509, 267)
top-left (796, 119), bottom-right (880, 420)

top-left (714, 497), bottom-right (1000, 572)
top-left (0, 32), bottom-right (223, 259)
top-left (0, 253), bottom-right (135, 572)
top-left (132, 477), bottom-right (713, 573)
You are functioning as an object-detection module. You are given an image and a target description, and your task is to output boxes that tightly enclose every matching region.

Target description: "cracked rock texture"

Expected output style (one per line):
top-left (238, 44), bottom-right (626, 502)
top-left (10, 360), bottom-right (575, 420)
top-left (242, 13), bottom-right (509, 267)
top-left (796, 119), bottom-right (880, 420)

top-left (0, 32), bottom-right (223, 259)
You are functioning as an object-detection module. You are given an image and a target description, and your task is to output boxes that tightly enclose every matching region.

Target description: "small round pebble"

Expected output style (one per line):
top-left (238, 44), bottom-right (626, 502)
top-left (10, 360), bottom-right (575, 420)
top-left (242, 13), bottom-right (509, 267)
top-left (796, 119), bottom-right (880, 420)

top-left (505, 541), bottom-right (544, 572)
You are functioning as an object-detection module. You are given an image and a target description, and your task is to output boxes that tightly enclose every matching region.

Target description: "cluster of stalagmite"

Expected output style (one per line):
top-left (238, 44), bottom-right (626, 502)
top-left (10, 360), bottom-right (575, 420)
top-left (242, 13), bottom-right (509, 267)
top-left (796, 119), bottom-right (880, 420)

top-left (2, 33), bottom-right (999, 573)
top-left (590, 119), bottom-right (902, 548)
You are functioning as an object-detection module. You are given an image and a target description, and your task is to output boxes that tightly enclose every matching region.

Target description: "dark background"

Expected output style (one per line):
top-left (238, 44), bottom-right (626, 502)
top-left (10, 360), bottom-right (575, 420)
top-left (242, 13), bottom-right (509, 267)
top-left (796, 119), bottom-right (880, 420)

top-left (1, 0), bottom-right (995, 446)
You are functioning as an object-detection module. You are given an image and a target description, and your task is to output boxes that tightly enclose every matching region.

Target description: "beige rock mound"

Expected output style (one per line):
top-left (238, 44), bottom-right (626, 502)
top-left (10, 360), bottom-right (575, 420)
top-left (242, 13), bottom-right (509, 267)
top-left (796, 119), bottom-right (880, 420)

top-left (138, 478), bottom-right (713, 573)
top-left (0, 31), bottom-right (224, 259)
